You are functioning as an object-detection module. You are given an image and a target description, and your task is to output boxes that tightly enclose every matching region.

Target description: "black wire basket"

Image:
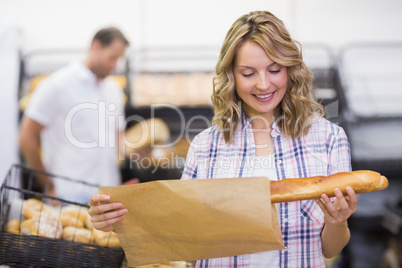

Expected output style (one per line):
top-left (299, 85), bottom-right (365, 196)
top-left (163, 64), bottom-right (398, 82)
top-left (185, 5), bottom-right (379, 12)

top-left (0, 164), bottom-right (125, 268)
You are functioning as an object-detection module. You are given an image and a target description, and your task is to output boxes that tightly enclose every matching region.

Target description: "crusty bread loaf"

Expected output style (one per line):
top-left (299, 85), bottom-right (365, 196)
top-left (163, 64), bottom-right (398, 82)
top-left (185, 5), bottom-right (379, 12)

top-left (270, 170), bottom-right (388, 203)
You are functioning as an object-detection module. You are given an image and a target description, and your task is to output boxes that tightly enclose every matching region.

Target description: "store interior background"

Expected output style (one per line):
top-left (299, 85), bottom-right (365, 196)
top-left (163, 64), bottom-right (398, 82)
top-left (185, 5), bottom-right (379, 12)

top-left (1, 0), bottom-right (402, 51)
top-left (1, 1), bottom-right (401, 268)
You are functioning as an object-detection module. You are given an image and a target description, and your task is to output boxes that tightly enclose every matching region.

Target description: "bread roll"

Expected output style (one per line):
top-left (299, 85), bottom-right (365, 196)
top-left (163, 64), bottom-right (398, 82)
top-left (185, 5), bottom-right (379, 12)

top-left (62, 226), bottom-right (93, 244)
top-left (60, 215), bottom-right (85, 228)
top-left (60, 205), bottom-right (88, 223)
top-left (22, 198), bottom-right (52, 219)
top-left (21, 214), bottom-right (62, 239)
top-left (6, 218), bottom-right (21, 234)
top-left (270, 170), bottom-right (388, 203)
top-left (92, 229), bottom-right (121, 248)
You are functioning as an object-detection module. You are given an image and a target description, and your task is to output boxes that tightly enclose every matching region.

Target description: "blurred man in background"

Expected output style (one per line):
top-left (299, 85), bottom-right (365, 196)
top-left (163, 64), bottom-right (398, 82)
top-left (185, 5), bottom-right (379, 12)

top-left (19, 27), bottom-right (129, 204)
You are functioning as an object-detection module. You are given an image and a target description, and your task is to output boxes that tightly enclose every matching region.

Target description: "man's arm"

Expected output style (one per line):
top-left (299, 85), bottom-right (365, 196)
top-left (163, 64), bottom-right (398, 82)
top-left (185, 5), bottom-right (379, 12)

top-left (118, 129), bottom-right (125, 162)
top-left (19, 116), bottom-right (55, 197)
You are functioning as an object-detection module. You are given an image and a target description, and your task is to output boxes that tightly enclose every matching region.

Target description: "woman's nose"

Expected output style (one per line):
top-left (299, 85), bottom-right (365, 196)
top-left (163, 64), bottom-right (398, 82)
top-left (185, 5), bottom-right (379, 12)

top-left (256, 73), bottom-right (270, 90)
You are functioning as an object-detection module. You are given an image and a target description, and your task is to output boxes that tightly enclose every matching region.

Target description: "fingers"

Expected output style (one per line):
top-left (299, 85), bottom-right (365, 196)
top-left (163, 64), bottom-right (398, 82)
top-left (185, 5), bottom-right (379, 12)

top-left (91, 207), bottom-right (127, 232)
top-left (316, 187), bottom-right (358, 225)
top-left (89, 194), bottom-right (110, 207)
top-left (334, 187), bottom-right (357, 215)
top-left (315, 197), bottom-right (327, 213)
top-left (334, 188), bottom-right (349, 211)
top-left (319, 193), bottom-right (341, 219)
top-left (88, 193), bottom-right (127, 232)
top-left (88, 194), bottom-right (126, 219)
top-left (88, 194), bottom-right (116, 216)
top-left (99, 224), bottom-right (116, 232)
top-left (346, 187), bottom-right (357, 213)
top-left (89, 200), bottom-right (122, 216)
top-left (90, 203), bottom-right (126, 220)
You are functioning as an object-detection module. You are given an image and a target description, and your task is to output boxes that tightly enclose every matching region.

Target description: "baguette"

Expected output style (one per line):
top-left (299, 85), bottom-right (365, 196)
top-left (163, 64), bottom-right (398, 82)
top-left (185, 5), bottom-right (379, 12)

top-left (270, 170), bottom-right (388, 203)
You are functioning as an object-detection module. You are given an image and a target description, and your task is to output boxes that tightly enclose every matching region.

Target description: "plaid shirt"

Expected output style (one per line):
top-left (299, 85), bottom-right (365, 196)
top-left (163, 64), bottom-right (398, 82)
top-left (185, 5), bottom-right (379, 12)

top-left (181, 114), bottom-right (351, 268)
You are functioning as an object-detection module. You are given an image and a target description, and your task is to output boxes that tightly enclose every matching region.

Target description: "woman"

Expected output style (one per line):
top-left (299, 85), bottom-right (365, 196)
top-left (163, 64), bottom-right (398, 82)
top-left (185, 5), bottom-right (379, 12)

top-left (89, 11), bottom-right (357, 268)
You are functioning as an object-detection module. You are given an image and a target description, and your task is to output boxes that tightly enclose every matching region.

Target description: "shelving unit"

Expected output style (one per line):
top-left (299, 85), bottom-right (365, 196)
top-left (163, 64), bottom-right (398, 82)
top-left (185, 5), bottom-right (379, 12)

top-left (337, 42), bottom-right (402, 268)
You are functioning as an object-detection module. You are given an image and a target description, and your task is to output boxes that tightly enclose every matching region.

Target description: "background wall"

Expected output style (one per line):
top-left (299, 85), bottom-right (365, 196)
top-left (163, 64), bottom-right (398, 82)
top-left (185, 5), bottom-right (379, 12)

top-left (0, 0), bottom-right (401, 53)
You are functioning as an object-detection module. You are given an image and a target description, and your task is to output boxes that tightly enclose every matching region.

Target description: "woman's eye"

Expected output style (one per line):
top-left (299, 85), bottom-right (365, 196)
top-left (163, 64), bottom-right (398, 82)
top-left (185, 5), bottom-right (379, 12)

top-left (242, 73), bottom-right (254, 77)
top-left (269, 69), bottom-right (281, 74)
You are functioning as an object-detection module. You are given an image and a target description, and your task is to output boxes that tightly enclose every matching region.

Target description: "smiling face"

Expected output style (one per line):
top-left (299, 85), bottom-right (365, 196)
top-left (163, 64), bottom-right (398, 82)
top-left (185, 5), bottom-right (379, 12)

top-left (234, 40), bottom-right (288, 122)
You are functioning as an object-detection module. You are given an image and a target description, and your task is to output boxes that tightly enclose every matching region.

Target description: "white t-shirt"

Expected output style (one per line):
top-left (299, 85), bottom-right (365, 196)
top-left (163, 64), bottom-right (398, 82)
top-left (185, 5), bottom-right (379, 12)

top-left (249, 154), bottom-right (280, 268)
top-left (25, 61), bottom-right (124, 204)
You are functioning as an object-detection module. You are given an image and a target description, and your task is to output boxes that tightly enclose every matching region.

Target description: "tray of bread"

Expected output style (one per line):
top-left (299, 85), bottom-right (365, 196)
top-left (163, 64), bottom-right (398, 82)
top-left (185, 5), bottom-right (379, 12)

top-left (0, 164), bottom-right (125, 267)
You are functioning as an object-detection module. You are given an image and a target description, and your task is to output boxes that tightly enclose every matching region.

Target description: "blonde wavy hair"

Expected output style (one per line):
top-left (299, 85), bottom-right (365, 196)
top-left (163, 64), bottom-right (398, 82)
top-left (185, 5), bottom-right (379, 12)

top-left (211, 11), bottom-right (324, 143)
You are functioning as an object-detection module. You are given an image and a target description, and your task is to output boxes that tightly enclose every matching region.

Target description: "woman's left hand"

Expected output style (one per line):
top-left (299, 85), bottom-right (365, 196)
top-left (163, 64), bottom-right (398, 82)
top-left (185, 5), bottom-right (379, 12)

top-left (316, 187), bottom-right (357, 225)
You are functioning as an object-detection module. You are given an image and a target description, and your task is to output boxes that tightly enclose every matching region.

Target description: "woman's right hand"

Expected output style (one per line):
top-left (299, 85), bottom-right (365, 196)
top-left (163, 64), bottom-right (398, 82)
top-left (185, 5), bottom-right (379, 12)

top-left (88, 194), bottom-right (127, 232)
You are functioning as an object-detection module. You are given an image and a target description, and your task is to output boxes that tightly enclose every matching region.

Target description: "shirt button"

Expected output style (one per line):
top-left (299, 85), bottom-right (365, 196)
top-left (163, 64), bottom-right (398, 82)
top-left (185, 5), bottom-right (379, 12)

top-left (283, 218), bottom-right (288, 223)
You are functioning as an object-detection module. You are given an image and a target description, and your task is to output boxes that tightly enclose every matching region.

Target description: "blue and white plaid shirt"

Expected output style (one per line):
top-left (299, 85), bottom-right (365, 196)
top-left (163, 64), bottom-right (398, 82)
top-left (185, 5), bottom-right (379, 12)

top-left (181, 113), bottom-right (351, 268)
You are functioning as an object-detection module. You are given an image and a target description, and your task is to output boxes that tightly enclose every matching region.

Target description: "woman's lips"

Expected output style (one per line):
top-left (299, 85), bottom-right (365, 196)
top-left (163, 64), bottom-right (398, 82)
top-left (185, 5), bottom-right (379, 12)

top-left (252, 91), bottom-right (276, 102)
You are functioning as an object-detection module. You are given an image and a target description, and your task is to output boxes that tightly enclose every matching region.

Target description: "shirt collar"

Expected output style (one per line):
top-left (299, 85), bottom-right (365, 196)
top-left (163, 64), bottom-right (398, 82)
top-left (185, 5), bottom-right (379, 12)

top-left (71, 61), bottom-right (99, 84)
top-left (240, 112), bottom-right (252, 131)
top-left (237, 111), bottom-right (282, 137)
top-left (270, 120), bottom-right (282, 137)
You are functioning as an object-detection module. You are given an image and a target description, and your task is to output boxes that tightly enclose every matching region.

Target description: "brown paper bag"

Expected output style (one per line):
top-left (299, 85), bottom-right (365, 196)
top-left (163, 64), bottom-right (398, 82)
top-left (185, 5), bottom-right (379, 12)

top-left (99, 177), bottom-right (284, 267)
